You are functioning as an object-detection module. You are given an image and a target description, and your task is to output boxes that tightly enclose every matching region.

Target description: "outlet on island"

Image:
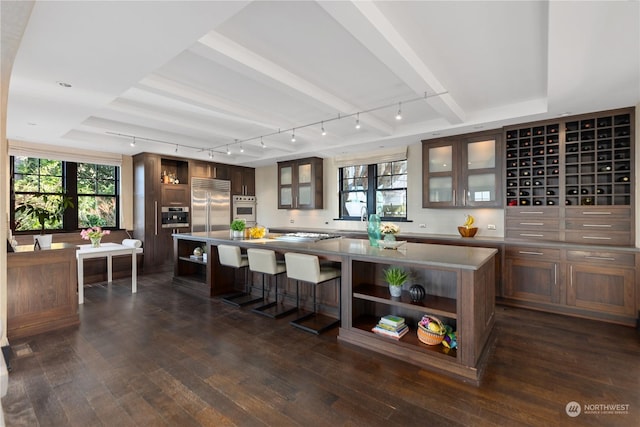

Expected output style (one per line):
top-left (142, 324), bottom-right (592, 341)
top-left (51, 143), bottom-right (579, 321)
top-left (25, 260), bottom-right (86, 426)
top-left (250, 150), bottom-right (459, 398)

top-left (487, 224), bottom-right (496, 230)
top-left (419, 224), bottom-right (426, 228)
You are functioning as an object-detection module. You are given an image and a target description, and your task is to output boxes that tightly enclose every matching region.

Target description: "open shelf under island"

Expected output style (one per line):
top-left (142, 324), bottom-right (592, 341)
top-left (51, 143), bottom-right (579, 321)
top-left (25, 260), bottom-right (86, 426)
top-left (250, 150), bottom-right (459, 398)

top-left (172, 231), bottom-right (497, 383)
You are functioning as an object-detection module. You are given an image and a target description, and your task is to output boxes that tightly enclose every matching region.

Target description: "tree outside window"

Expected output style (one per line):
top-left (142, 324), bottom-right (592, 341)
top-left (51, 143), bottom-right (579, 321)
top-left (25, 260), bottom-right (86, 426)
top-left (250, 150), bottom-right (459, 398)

top-left (339, 160), bottom-right (407, 220)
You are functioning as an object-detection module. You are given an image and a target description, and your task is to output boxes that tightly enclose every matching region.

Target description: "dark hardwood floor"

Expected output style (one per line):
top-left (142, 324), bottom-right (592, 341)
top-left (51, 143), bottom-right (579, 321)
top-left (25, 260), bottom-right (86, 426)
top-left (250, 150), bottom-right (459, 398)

top-left (2, 272), bottom-right (639, 426)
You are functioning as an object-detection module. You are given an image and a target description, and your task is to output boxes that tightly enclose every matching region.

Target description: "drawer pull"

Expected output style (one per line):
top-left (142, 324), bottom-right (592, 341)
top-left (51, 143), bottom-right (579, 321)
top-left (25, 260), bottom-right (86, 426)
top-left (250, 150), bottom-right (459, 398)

top-left (520, 222), bottom-right (544, 226)
top-left (582, 211), bottom-right (612, 215)
top-left (582, 236), bottom-right (612, 240)
top-left (520, 233), bottom-right (543, 237)
top-left (520, 211), bottom-right (543, 215)
top-left (518, 251), bottom-right (544, 256)
top-left (585, 256), bottom-right (616, 261)
top-left (582, 224), bottom-right (612, 228)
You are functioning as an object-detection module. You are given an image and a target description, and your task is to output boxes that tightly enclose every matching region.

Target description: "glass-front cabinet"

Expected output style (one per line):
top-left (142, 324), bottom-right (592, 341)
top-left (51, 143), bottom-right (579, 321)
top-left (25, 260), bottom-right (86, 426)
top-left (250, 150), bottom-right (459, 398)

top-left (277, 157), bottom-right (323, 210)
top-left (422, 131), bottom-right (502, 208)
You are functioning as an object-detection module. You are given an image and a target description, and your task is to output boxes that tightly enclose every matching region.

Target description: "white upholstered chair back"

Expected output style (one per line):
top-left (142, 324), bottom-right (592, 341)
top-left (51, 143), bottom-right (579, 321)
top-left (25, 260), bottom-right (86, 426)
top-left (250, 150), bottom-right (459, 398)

top-left (218, 245), bottom-right (248, 268)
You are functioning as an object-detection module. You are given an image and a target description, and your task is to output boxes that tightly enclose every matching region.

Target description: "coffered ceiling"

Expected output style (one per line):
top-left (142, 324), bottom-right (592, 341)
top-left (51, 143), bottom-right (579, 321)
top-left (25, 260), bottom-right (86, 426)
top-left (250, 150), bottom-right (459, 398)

top-left (5, 1), bottom-right (639, 167)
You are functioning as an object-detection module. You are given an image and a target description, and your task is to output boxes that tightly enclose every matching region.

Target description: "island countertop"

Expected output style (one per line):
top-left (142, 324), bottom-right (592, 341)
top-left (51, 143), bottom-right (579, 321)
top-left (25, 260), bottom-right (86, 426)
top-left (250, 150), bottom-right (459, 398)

top-left (173, 231), bottom-right (497, 271)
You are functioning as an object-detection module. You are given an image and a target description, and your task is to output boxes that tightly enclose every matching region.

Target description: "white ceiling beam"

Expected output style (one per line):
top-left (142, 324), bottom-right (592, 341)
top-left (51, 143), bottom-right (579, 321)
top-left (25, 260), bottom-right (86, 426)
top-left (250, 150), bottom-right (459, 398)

top-left (198, 30), bottom-right (393, 135)
top-left (319, 0), bottom-right (465, 124)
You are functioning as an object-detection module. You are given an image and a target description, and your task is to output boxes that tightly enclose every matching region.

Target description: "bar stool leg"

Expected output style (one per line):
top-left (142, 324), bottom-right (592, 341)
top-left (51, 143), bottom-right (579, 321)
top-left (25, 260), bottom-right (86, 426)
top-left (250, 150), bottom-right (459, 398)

top-left (222, 266), bottom-right (262, 307)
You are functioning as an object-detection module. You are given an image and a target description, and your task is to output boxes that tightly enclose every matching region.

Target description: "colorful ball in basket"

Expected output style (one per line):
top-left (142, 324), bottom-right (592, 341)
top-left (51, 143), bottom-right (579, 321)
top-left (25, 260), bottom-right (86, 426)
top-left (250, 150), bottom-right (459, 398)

top-left (417, 315), bottom-right (446, 346)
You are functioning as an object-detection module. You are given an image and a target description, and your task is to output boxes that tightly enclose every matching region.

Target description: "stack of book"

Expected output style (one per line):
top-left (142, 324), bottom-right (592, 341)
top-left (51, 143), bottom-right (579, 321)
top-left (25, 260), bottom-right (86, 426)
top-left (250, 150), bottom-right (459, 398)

top-left (371, 315), bottom-right (408, 340)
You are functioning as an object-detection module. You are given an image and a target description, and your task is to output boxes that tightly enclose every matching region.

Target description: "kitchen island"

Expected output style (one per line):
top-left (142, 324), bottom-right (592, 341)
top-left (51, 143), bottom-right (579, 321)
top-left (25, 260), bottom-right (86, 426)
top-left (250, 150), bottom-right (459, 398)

top-left (173, 231), bottom-right (497, 382)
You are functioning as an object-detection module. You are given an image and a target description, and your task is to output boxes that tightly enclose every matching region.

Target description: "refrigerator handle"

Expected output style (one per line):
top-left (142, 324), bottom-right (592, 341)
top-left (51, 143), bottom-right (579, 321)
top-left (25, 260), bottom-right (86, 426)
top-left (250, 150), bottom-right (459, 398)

top-left (154, 201), bottom-right (158, 236)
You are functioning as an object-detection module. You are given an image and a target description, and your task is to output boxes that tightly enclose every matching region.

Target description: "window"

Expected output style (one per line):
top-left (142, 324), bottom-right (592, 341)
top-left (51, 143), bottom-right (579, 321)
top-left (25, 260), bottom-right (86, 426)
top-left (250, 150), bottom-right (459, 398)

top-left (11, 156), bottom-right (120, 232)
top-left (77, 163), bottom-right (118, 227)
top-left (339, 160), bottom-right (407, 220)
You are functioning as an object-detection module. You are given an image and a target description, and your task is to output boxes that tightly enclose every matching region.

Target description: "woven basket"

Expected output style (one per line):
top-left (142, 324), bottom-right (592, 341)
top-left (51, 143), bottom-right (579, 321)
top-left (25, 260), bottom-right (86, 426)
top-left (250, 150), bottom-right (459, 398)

top-left (417, 315), bottom-right (445, 346)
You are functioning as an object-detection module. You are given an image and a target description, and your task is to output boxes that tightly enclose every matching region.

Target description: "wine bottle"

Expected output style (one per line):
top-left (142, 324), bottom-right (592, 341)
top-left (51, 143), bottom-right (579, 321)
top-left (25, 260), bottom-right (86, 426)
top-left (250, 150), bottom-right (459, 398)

top-left (534, 180), bottom-right (544, 186)
top-left (533, 200), bottom-right (542, 205)
top-left (596, 188), bottom-right (605, 194)
top-left (617, 176), bottom-right (630, 182)
top-left (536, 169), bottom-right (544, 175)
top-left (520, 199), bottom-right (529, 205)
top-left (581, 188), bottom-right (589, 195)
top-left (522, 180), bottom-right (531, 186)
top-left (519, 190), bottom-right (529, 196)
top-left (546, 190), bottom-right (555, 195)
top-left (521, 170), bottom-right (530, 176)
top-left (568, 189), bottom-right (578, 195)
top-left (547, 200), bottom-right (555, 205)
top-left (599, 165), bottom-right (612, 172)
top-left (565, 199), bottom-right (572, 205)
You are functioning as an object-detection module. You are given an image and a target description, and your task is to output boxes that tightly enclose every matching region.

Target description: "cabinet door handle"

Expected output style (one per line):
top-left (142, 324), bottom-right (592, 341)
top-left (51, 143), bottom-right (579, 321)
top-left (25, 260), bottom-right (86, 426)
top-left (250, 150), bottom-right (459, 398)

top-left (452, 190), bottom-right (456, 204)
top-left (585, 256), bottom-right (616, 261)
top-left (520, 222), bottom-right (544, 226)
top-left (520, 233), bottom-right (543, 237)
top-left (520, 211), bottom-right (543, 215)
top-left (518, 251), bottom-right (544, 256)
top-left (582, 224), bottom-right (612, 228)
top-left (155, 201), bottom-right (158, 236)
top-left (583, 211), bottom-right (612, 215)
top-left (582, 236), bottom-right (612, 240)
top-left (554, 263), bottom-right (557, 285)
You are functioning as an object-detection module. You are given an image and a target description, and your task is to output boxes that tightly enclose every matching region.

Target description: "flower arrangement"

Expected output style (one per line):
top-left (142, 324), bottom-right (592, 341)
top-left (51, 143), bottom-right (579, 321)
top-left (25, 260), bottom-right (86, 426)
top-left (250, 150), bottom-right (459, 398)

top-left (80, 226), bottom-right (111, 240)
top-left (380, 222), bottom-right (400, 235)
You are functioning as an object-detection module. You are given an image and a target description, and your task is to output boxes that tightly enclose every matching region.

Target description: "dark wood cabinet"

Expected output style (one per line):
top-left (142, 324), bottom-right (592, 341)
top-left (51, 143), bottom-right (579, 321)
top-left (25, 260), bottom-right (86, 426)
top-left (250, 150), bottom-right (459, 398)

top-left (566, 250), bottom-right (635, 318)
top-left (422, 130), bottom-right (503, 208)
top-left (134, 153), bottom-right (191, 272)
top-left (277, 157), bottom-right (323, 209)
top-left (504, 107), bottom-right (635, 245)
top-left (7, 244), bottom-right (79, 339)
top-left (190, 160), bottom-right (230, 180)
top-left (504, 246), bottom-right (560, 304)
top-left (231, 166), bottom-right (255, 196)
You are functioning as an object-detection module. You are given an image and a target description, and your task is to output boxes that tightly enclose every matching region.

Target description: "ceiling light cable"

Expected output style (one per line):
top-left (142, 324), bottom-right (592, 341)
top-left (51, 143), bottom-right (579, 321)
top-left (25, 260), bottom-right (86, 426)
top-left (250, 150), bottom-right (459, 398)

top-left (107, 91), bottom-right (448, 156)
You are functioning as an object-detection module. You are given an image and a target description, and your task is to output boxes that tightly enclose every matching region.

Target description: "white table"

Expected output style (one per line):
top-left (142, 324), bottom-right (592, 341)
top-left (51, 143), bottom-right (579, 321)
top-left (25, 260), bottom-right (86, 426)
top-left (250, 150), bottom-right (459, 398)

top-left (76, 243), bottom-right (142, 304)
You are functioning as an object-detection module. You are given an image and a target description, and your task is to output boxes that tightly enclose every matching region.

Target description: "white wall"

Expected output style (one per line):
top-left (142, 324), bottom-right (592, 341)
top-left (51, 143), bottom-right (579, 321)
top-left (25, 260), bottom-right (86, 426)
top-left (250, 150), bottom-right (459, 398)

top-left (255, 142), bottom-right (505, 237)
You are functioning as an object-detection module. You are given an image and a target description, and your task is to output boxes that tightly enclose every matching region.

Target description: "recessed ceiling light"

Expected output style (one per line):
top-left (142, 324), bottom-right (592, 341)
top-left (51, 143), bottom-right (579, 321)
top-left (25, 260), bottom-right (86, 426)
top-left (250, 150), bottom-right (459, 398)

top-left (27, 122), bottom-right (37, 126)
top-left (57, 81), bottom-right (72, 88)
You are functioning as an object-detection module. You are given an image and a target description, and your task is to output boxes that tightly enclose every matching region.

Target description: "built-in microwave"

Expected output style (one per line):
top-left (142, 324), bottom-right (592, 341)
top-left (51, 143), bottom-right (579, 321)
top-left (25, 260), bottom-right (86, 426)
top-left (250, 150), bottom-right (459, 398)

top-left (232, 195), bottom-right (256, 227)
top-left (161, 206), bottom-right (190, 228)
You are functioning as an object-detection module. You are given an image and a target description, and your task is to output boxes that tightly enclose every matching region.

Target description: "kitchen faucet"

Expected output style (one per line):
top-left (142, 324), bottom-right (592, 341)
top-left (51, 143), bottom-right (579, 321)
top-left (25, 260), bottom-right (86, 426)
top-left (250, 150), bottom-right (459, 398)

top-left (361, 205), bottom-right (368, 225)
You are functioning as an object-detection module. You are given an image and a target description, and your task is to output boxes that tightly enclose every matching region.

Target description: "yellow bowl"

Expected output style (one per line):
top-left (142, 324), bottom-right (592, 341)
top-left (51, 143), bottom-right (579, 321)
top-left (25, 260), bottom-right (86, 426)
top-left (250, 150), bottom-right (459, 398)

top-left (457, 226), bottom-right (478, 238)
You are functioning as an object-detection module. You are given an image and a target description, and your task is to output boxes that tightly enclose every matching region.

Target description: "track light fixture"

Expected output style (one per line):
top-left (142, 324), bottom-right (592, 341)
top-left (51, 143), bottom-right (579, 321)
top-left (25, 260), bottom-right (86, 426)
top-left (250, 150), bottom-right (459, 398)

top-left (108, 91), bottom-right (445, 158)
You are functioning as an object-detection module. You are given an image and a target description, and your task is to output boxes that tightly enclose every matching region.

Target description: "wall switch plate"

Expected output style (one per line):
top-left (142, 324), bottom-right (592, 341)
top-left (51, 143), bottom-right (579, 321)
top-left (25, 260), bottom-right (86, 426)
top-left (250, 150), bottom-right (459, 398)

top-left (419, 224), bottom-right (426, 228)
top-left (487, 224), bottom-right (496, 230)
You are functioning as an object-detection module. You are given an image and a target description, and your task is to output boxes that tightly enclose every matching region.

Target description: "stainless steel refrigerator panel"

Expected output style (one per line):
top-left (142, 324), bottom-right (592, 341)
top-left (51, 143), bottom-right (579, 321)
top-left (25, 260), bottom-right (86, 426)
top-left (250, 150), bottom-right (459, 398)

top-left (191, 178), bottom-right (231, 233)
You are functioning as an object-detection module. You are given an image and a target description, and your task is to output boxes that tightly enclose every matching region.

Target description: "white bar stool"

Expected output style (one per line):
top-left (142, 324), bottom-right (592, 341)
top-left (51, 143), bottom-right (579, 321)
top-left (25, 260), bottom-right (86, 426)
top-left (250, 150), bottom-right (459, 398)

top-left (218, 245), bottom-right (261, 307)
top-left (284, 252), bottom-right (341, 334)
top-left (247, 248), bottom-right (296, 318)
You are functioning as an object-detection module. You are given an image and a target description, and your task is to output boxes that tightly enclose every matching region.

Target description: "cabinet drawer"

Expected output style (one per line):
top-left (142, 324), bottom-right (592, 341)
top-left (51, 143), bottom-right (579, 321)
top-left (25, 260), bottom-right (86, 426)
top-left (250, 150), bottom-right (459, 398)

top-left (566, 250), bottom-right (635, 267)
top-left (506, 246), bottom-right (561, 261)
top-left (565, 206), bottom-right (631, 219)
top-left (565, 218), bottom-right (631, 232)
top-left (506, 218), bottom-right (560, 230)
top-left (506, 230), bottom-right (560, 241)
top-left (505, 207), bottom-right (560, 219)
top-left (564, 230), bottom-right (633, 246)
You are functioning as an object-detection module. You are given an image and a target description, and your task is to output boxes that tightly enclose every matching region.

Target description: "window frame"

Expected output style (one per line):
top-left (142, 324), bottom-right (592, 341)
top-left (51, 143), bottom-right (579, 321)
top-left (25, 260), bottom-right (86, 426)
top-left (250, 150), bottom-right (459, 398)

top-left (338, 159), bottom-right (408, 221)
top-left (10, 156), bottom-right (121, 233)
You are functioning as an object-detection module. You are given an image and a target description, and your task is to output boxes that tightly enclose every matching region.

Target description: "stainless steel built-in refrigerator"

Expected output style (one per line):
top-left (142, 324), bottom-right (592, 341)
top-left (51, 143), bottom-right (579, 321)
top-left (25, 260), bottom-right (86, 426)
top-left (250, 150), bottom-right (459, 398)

top-left (191, 178), bottom-right (231, 233)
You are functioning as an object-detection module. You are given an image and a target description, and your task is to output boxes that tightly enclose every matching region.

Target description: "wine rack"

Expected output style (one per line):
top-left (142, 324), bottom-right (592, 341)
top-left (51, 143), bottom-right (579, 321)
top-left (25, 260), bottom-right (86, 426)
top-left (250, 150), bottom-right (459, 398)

top-left (505, 123), bottom-right (560, 206)
top-left (564, 112), bottom-right (632, 206)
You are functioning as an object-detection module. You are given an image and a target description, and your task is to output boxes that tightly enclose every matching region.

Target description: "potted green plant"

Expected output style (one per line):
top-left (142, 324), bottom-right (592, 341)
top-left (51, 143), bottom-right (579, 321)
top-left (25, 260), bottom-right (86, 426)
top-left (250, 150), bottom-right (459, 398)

top-left (383, 266), bottom-right (408, 297)
top-left (15, 194), bottom-right (74, 248)
top-left (230, 219), bottom-right (246, 239)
